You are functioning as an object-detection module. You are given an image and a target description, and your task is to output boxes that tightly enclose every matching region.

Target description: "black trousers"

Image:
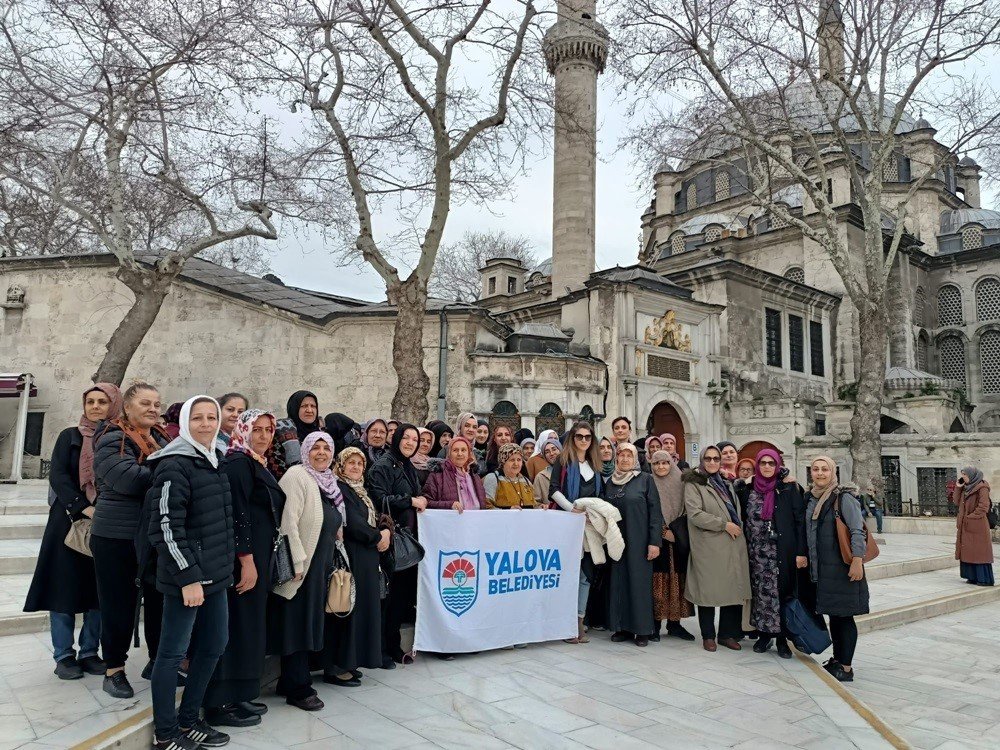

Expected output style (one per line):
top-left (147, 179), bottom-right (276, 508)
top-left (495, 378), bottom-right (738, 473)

top-left (829, 615), bottom-right (858, 666)
top-left (697, 604), bottom-right (742, 640)
top-left (277, 651), bottom-right (315, 701)
top-left (91, 535), bottom-right (163, 669)
top-left (382, 566), bottom-right (417, 661)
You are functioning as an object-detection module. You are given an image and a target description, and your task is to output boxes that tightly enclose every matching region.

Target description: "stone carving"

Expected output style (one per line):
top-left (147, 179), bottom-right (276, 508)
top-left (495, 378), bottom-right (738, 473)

top-left (729, 423), bottom-right (790, 435)
top-left (5, 284), bottom-right (25, 305)
top-left (643, 309), bottom-right (692, 352)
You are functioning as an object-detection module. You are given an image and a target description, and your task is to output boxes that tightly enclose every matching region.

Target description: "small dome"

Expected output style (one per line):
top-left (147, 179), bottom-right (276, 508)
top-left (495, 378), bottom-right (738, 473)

top-left (770, 184), bottom-right (805, 209)
top-left (525, 257), bottom-right (552, 280)
top-left (655, 160), bottom-right (675, 174)
top-left (959, 156), bottom-right (979, 167)
top-left (913, 116), bottom-right (933, 130)
top-left (940, 208), bottom-right (1000, 235)
top-left (674, 212), bottom-right (745, 236)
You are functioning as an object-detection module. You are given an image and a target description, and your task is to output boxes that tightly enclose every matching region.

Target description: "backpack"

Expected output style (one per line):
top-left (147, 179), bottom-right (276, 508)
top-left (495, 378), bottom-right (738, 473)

top-left (988, 502), bottom-right (999, 531)
top-left (782, 598), bottom-right (831, 655)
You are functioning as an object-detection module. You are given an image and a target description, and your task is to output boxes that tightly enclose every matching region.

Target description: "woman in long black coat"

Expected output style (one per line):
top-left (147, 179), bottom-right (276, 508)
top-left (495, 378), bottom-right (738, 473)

top-left (323, 447), bottom-right (390, 685)
top-left (367, 424), bottom-right (426, 666)
top-left (204, 410), bottom-right (285, 727)
top-left (601, 443), bottom-right (664, 647)
top-left (25, 384), bottom-right (122, 680)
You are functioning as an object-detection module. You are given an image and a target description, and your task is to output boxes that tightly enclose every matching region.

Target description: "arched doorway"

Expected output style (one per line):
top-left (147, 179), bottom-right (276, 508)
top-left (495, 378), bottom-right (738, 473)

top-left (738, 440), bottom-right (779, 463)
top-left (646, 402), bottom-right (686, 462)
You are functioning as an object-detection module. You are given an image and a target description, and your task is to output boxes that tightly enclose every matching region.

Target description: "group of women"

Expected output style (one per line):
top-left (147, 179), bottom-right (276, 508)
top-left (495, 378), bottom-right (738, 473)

top-left (30, 389), bottom-right (967, 748)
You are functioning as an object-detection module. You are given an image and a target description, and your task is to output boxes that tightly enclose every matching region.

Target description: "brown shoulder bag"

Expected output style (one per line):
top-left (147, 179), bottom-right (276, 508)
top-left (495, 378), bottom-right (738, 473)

top-left (834, 495), bottom-right (879, 566)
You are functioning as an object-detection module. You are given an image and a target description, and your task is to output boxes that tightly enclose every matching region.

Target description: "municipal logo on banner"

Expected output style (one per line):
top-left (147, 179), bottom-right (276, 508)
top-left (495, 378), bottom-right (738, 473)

top-left (438, 550), bottom-right (479, 617)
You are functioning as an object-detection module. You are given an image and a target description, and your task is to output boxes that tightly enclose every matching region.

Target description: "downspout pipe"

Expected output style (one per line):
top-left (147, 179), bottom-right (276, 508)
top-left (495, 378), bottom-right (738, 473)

top-left (437, 303), bottom-right (463, 421)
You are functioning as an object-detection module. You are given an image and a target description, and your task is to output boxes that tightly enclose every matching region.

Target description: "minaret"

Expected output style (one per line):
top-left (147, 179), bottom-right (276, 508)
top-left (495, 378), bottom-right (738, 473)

top-left (543, 1), bottom-right (608, 296)
top-left (818, 0), bottom-right (845, 79)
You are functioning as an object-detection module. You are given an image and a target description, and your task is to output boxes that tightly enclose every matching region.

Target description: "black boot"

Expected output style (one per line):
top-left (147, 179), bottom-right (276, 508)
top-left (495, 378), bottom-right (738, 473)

top-left (776, 637), bottom-right (792, 659)
top-left (649, 620), bottom-right (661, 642)
top-left (752, 636), bottom-right (772, 653)
top-left (666, 621), bottom-right (696, 641)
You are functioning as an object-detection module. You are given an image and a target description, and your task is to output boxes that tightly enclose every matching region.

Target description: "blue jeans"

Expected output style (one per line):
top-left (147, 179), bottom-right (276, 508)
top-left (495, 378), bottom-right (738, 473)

top-left (50, 610), bottom-right (101, 664)
top-left (578, 555), bottom-right (595, 618)
top-left (151, 590), bottom-right (229, 741)
top-left (871, 506), bottom-right (884, 534)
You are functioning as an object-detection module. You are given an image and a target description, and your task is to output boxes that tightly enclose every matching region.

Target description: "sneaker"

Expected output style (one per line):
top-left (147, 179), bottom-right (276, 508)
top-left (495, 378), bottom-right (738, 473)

top-left (78, 655), bottom-right (107, 675)
top-left (55, 657), bottom-right (84, 680)
top-left (205, 704), bottom-right (260, 728)
top-left (183, 719), bottom-right (230, 747)
top-left (103, 671), bottom-right (134, 699)
top-left (153, 734), bottom-right (201, 750)
top-left (822, 658), bottom-right (841, 675)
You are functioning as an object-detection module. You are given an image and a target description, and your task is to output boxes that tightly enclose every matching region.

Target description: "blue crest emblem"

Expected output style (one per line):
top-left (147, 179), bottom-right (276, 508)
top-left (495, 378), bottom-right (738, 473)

top-left (438, 550), bottom-right (479, 617)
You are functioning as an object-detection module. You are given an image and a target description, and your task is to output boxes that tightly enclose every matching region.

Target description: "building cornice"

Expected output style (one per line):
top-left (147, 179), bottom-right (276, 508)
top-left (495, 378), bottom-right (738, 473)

top-left (665, 259), bottom-right (842, 309)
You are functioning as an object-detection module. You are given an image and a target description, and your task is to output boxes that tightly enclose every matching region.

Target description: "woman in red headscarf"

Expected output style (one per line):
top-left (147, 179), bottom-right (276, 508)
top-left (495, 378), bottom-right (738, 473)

top-left (734, 449), bottom-right (807, 659)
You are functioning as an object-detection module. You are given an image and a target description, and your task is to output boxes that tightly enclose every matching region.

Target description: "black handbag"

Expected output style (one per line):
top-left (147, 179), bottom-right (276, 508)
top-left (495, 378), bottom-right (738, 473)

top-left (667, 515), bottom-right (691, 574)
top-left (270, 533), bottom-right (295, 587)
top-left (391, 525), bottom-right (424, 571)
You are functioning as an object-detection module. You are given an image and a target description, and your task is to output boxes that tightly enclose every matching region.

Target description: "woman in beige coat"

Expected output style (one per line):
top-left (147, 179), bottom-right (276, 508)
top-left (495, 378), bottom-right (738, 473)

top-left (684, 445), bottom-right (751, 652)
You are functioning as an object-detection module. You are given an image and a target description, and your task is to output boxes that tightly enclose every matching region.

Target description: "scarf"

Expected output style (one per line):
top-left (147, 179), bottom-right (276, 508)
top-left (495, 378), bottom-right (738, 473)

top-left (717, 440), bottom-right (738, 479)
top-left (611, 443), bottom-right (641, 485)
top-left (650, 451), bottom-right (684, 525)
top-left (108, 414), bottom-right (164, 464)
top-left (659, 433), bottom-right (682, 463)
top-left (599, 438), bottom-right (616, 477)
top-left (809, 455), bottom-right (840, 520)
top-left (78, 383), bottom-right (123, 502)
top-left (337, 447), bottom-right (376, 526)
top-left (323, 412), bottom-right (356, 454)
top-left (701, 451), bottom-right (739, 524)
top-left (453, 411), bottom-right (476, 439)
top-left (227, 409), bottom-right (274, 467)
top-left (962, 465), bottom-right (984, 497)
top-left (564, 458), bottom-right (602, 501)
top-left (532, 430), bottom-right (557, 457)
top-left (301, 431), bottom-right (341, 505)
top-left (752, 448), bottom-right (783, 521)
top-left (411, 428), bottom-right (434, 470)
top-left (446, 443), bottom-right (480, 510)
top-left (360, 418), bottom-right (390, 465)
top-left (286, 390), bottom-right (320, 441)
top-left (176, 396), bottom-right (222, 468)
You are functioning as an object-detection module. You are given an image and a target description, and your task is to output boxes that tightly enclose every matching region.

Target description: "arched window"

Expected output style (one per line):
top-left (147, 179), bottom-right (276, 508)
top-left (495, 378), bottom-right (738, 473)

top-left (939, 336), bottom-right (967, 386)
top-left (579, 405), bottom-right (595, 426)
top-left (937, 285), bottom-right (964, 326)
top-left (670, 232), bottom-right (685, 255)
top-left (916, 333), bottom-right (929, 371)
top-left (703, 225), bottom-right (722, 242)
top-left (962, 224), bottom-right (983, 251)
top-left (979, 411), bottom-right (1000, 432)
top-left (490, 400), bottom-right (520, 435)
top-left (913, 286), bottom-right (926, 327)
top-left (981, 331), bottom-right (1000, 394)
top-left (536, 402), bottom-right (564, 436)
top-left (785, 266), bottom-right (805, 284)
top-left (975, 278), bottom-right (1000, 322)
top-left (714, 172), bottom-right (730, 201)
top-left (686, 182), bottom-right (697, 210)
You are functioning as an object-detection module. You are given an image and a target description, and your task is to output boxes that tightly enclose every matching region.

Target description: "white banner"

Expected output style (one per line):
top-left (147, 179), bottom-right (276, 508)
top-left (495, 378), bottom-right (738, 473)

top-left (414, 509), bottom-right (585, 653)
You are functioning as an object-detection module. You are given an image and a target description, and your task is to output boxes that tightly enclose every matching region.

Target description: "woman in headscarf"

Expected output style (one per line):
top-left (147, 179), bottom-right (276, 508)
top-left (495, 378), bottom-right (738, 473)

top-left (519, 437), bottom-right (536, 466)
top-left (90, 381), bottom-right (170, 699)
top-left (527, 429), bottom-right (558, 480)
top-left (426, 420), bottom-right (453, 458)
top-left (649, 450), bottom-right (695, 642)
top-left (805, 456), bottom-right (868, 681)
top-left (273, 391), bottom-right (321, 476)
top-left (203, 410), bottom-right (284, 728)
top-left (550, 421), bottom-right (604, 643)
top-left (601, 443), bottom-right (663, 647)
top-left (484, 424), bottom-right (514, 475)
top-left (474, 419), bottom-right (490, 462)
top-left (323, 412), bottom-right (357, 456)
top-left (412, 427), bottom-right (437, 485)
top-left (598, 437), bottom-right (616, 479)
top-left (660, 433), bottom-right (689, 469)
top-left (717, 441), bottom-right (739, 481)
top-left (357, 418), bottom-right (390, 470)
top-left (642, 436), bottom-right (663, 472)
top-left (531, 435), bottom-right (562, 506)
top-left (323, 447), bottom-right (389, 686)
top-left (736, 458), bottom-right (755, 482)
top-left (734, 449), bottom-right (806, 659)
top-left (25, 383), bottom-right (121, 680)
top-left (683, 445), bottom-right (751, 653)
top-left (483, 443), bottom-right (537, 509)
top-left (269, 432), bottom-right (343, 711)
top-left (216, 393), bottom-right (249, 452)
top-left (424, 437), bottom-right (485, 512)
top-left (162, 402), bottom-right (183, 440)
top-left (367, 424), bottom-right (426, 667)
top-left (952, 466), bottom-right (994, 587)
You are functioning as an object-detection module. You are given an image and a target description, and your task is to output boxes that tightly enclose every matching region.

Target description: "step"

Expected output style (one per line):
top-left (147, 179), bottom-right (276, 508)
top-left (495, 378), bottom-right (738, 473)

top-left (0, 538), bottom-right (41, 573)
top-left (0, 514), bottom-right (48, 540)
top-left (0, 482), bottom-right (51, 516)
top-left (865, 553), bottom-right (955, 581)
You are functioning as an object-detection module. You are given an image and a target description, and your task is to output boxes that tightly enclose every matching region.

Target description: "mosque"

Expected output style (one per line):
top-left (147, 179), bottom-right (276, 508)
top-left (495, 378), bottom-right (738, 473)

top-left (3, 0), bottom-right (1000, 510)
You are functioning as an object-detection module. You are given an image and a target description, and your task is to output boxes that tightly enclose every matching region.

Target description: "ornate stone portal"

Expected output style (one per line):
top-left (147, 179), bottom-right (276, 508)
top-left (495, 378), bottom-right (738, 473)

top-left (643, 309), bottom-right (693, 352)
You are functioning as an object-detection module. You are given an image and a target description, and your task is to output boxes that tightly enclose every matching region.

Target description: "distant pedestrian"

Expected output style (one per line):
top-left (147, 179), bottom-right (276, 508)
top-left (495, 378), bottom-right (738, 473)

top-left (951, 466), bottom-right (994, 587)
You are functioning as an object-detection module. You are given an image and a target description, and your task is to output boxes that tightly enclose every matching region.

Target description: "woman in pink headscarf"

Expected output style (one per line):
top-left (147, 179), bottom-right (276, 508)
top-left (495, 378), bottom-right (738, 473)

top-left (733, 449), bottom-right (807, 660)
top-left (659, 433), bottom-right (689, 469)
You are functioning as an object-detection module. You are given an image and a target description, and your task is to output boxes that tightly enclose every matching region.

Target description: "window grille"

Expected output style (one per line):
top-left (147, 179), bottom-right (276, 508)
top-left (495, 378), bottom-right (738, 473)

top-left (579, 405), bottom-right (595, 425)
top-left (962, 225), bottom-right (983, 251)
top-left (490, 401), bottom-right (520, 435)
top-left (647, 354), bottom-right (692, 381)
top-left (937, 285), bottom-right (963, 326)
top-left (770, 211), bottom-right (789, 230)
top-left (916, 335), bottom-right (928, 370)
top-left (913, 286), bottom-right (926, 327)
top-left (765, 308), bottom-right (782, 367)
top-left (975, 278), bottom-right (1000, 321)
top-left (981, 331), bottom-right (1000, 394)
top-left (715, 172), bottom-right (731, 201)
top-left (916, 467), bottom-right (957, 516)
top-left (536, 402), bottom-right (564, 435)
top-left (810, 320), bottom-right (824, 376)
top-left (789, 314), bottom-right (805, 372)
top-left (687, 183), bottom-right (697, 210)
top-left (785, 267), bottom-right (805, 284)
top-left (881, 157), bottom-right (899, 182)
top-left (704, 225), bottom-right (722, 242)
top-left (670, 232), bottom-right (685, 255)
top-left (939, 336), bottom-right (966, 386)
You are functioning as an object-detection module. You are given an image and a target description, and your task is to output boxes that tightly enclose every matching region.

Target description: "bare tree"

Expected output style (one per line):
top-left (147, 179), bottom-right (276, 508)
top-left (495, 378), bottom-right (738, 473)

top-left (612, 0), bottom-right (1000, 487)
top-left (258, 0), bottom-right (548, 422)
top-left (431, 228), bottom-right (535, 302)
top-left (0, 0), bottom-right (280, 384)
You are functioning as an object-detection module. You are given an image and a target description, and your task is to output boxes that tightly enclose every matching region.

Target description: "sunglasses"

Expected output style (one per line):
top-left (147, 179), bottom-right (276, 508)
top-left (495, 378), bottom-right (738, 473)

top-left (758, 459), bottom-right (777, 467)
top-left (703, 456), bottom-right (721, 463)
top-left (574, 434), bottom-right (593, 441)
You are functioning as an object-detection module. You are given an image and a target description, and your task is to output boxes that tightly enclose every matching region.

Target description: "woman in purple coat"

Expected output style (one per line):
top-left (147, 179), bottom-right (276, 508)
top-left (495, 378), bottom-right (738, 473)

top-left (423, 437), bottom-right (485, 511)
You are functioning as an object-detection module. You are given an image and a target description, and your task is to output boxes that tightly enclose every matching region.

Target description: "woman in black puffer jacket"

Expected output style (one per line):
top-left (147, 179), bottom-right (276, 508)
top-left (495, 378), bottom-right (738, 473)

top-left (367, 424), bottom-right (426, 667)
top-left (90, 381), bottom-right (169, 699)
top-left (146, 396), bottom-right (234, 750)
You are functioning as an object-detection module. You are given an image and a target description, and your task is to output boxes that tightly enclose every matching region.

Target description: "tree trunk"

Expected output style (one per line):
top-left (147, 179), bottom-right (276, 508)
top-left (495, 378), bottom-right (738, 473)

top-left (91, 267), bottom-right (172, 385)
top-left (388, 275), bottom-right (431, 423)
top-left (848, 302), bottom-right (888, 495)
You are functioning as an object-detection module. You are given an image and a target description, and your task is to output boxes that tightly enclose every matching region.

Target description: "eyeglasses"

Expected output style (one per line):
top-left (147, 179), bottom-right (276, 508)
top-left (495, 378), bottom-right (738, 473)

top-left (758, 459), bottom-right (777, 467)
top-left (574, 434), bottom-right (593, 441)
top-left (703, 456), bottom-right (721, 463)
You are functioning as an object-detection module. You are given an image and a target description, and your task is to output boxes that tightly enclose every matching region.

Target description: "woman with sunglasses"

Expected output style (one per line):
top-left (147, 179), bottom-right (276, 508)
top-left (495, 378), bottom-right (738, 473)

top-left (733, 449), bottom-right (807, 659)
top-left (549, 421), bottom-right (605, 644)
top-left (683, 445), bottom-right (751, 652)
